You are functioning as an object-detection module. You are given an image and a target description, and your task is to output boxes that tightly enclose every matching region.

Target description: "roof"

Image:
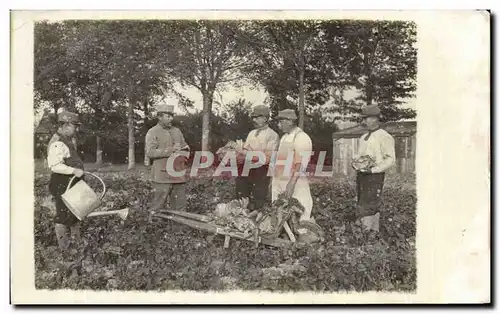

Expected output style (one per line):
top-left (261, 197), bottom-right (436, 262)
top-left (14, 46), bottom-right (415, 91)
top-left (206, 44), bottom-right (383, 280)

top-left (332, 121), bottom-right (417, 139)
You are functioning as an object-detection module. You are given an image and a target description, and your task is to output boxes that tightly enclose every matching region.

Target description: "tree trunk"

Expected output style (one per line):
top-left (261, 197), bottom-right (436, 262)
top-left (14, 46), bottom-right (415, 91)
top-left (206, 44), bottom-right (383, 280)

top-left (298, 66), bottom-right (305, 129)
top-left (365, 80), bottom-right (373, 106)
top-left (128, 101), bottom-right (135, 170)
top-left (95, 109), bottom-right (103, 165)
top-left (143, 99), bottom-right (150, 166)
top-left (96, 135), bottom-right (103, 165)
top-left (95, 91), bottom-right (111, 165)
top-left (363, 40), bottom-right (374, 106)
top-left (201, 90), bottom-right (214, 152)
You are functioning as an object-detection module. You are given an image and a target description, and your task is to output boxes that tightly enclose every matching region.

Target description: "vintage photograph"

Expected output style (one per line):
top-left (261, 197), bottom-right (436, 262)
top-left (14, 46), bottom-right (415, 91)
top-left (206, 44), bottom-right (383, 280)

top-left (32, 17), bottom-right (418, 293)
top-left (10, 9), bottom-right (489, 304)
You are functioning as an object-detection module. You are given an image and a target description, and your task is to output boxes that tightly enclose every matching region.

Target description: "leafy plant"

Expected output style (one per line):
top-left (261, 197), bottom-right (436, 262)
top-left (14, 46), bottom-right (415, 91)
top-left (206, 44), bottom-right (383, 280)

top-left (34, 169), bottom-right (416, 292)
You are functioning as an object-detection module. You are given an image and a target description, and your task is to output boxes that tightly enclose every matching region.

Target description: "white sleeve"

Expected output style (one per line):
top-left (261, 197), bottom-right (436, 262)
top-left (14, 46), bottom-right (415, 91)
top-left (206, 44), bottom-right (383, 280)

top-left (372, 134), bottom-right (396, 173)
top-left (294, 133), bottom-right (313, 153)
top-left (47, 142), bottom-right (75, 175)
top-left (243, 130), bottom-right (254, 150)
top-left (293, 133), bottom-right (313, 173)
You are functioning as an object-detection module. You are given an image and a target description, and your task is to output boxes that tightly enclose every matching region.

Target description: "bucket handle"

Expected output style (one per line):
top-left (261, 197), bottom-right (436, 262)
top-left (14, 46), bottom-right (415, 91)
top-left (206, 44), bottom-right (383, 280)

top-left (66, 171), bottom-right (107, 202)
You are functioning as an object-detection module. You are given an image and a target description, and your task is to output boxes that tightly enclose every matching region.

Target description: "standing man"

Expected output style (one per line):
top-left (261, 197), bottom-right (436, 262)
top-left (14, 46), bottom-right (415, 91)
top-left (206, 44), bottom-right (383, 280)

top-left (352, 104), bottom-right (396, 232)
top-left (145, 104), bottom-right (190, 215)
top-left (47, 111), bottom-right (84, 253)
top-left (271, 109), bottom-right (315, 240)
top-left (235, 105), bottom-right (279, 211)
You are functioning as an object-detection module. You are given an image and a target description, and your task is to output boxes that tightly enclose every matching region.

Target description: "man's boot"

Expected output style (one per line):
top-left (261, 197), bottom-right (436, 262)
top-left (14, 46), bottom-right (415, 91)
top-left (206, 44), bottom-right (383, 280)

top-left (70, 224), bottom-right (81, 242)
top-left (68, 224), bottom-right (82, 255)
top-left (54, 223), bottom-right (70, 250)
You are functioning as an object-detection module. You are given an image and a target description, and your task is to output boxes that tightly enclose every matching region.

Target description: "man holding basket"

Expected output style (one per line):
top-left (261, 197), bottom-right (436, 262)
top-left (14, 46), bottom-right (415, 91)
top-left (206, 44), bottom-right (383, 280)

top-left (234, 105), bottom-right (279, 211)
top-left (352, 104), bottom-right (396, 232)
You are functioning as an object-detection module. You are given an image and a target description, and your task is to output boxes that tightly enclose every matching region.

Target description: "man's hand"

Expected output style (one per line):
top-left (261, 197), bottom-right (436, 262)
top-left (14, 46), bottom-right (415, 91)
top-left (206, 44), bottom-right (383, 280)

top-left (360, 167), bottom-right (372, 174)
top-left (236, 150), bottom-right (246, 164)
top-left (73, 168), bottom-right (84, 178)
top-left (173, 143), bottom-right (181, 151)
top-left (235, 146), bottom-right (246, 155)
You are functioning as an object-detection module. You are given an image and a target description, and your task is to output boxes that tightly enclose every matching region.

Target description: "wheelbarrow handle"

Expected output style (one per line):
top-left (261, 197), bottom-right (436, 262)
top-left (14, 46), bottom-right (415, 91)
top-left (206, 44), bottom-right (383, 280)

top-left (66, 171), bottom-right (107, 201)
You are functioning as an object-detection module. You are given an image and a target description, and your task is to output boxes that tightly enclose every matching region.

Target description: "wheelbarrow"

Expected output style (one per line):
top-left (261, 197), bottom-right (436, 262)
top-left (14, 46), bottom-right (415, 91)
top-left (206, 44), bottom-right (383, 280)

top-left (61, 171), bottom-right (129, 221)
top-left (152, 209), bottom-right (300, 249)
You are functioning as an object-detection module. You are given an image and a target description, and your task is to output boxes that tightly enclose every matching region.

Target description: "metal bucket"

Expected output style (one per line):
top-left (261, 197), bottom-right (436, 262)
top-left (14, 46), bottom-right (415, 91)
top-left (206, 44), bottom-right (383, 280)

top-left (61, 172), bottom-right (106, 221)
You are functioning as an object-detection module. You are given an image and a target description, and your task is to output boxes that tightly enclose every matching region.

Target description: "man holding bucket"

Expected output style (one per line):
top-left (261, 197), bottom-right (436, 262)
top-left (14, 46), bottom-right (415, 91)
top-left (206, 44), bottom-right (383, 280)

top-left (145, 104), bottom-right (190, 216)
top-left (46, 111), bottom-right (85, 252)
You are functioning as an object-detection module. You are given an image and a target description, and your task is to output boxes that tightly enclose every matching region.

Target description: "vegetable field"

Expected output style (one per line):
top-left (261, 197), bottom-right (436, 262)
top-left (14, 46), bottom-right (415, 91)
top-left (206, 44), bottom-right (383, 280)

top-left (34, 163), bottom-right (416, 292)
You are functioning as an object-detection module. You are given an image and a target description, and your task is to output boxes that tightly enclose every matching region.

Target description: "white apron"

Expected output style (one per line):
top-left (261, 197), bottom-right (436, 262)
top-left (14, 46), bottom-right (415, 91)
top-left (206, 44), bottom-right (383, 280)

top-left (271, 130), bottom-right (313, 233)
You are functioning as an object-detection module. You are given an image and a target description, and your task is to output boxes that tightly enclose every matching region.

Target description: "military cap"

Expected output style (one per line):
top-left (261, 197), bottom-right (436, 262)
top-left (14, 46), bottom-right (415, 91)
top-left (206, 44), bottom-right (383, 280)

top-left (361, 104), bottom-right (381, 117)
top-left (156, 104), bottom-right (175, 114)
top-left (277, 109), bottom-right (298, 120)
top-left (57, 111), bottom-right (81, 125)
top-left (251, 105), bottom-right (271, 117)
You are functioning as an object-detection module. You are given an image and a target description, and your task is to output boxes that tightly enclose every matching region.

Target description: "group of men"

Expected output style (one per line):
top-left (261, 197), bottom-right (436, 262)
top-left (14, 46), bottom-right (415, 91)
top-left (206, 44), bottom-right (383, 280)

top-left (142, 104), bottom-right (318, 239)
top-left (46, 103), bottom-right (395, 254)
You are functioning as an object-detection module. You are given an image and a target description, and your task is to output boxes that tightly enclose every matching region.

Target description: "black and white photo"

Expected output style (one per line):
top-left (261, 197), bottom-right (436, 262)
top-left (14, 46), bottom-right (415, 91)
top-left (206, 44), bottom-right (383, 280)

top-left (10, 10), bottom-right (490, 304)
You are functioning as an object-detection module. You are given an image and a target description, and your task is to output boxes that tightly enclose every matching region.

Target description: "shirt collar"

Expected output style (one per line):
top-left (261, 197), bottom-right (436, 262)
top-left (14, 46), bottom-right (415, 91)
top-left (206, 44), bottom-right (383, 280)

top-left (254, 125), bottom-right (268, 135)
top-left (363, 127), bottom-right (381, 141)
top-left (158, 122), bottom-right (172, 130)
top-left (286, 126), bottom-right (301, 135)
top-left (56, 131), bottom-right (72, 142)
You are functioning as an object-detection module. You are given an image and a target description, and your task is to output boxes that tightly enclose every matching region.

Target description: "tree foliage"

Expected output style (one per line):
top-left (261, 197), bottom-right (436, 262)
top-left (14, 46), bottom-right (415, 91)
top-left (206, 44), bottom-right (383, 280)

top-left (235, 20), bottom-right (417, 122)
top-left (320, 20), bottom-right (417, 121)
top-left (233, 21), bottom-right (330, 124)
top-left (165, 20), bottom-right (251, 151)
top-left (34, 19), bottom-right (417, 165)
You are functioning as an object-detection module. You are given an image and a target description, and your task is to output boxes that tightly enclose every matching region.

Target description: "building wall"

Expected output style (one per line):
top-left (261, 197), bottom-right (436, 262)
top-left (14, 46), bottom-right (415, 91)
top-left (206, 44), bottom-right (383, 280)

top-left (332, 134), bottom-right (416, 176)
